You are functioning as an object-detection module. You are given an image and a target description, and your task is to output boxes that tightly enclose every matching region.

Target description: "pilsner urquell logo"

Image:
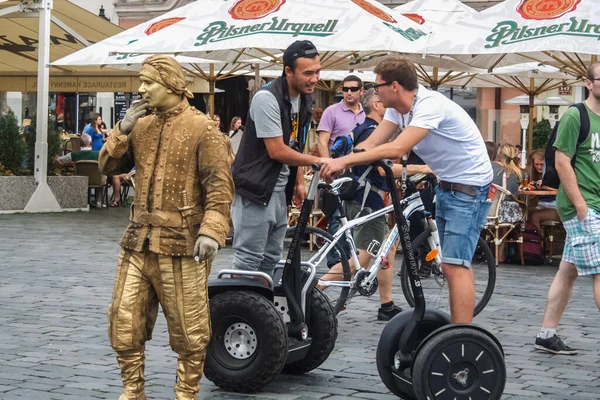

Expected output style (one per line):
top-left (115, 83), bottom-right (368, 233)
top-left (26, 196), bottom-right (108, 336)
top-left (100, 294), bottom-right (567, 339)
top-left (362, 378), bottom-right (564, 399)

top-left (194, 17), bottom-right (338, 46)
top-left (485, 17), bottom-right (600, 48)
top-left (485, 0), bottom-right (588, 48)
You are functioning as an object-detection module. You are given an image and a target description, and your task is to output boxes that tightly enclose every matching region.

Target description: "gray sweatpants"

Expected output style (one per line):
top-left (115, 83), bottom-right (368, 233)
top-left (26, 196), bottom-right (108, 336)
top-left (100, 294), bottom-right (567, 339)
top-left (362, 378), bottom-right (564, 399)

top-left (231, 191), bottom-right (288, 275)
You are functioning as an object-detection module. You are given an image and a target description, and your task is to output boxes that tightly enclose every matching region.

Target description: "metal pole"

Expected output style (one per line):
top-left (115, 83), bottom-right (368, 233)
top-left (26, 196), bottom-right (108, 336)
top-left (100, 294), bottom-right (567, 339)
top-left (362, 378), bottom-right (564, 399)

top-left (209, 63), bottom-right (214, 118)
top-left (25, 0), bottom-right (61, 212)
top-left (527, 78), bottom-right (535, 155)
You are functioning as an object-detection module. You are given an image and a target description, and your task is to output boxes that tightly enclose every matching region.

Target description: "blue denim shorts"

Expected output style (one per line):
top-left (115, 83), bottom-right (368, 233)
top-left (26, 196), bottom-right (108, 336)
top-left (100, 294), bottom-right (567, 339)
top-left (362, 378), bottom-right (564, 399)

top-left (435, 183), bottom-right (492, 267)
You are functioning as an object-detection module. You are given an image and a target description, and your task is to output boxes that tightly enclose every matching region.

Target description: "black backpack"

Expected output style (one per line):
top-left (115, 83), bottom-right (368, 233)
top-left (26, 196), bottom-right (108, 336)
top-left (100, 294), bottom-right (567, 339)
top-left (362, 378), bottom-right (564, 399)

top-left (541, 103), bottom-right (590, 189)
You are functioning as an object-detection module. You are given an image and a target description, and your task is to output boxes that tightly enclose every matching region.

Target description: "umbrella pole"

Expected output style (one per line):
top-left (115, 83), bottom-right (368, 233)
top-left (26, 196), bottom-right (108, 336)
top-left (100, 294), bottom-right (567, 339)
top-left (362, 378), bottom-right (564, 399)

top-left (25, 0), bottom-right (61, 212)
top-left (527, 78), bottom-right (534, 155)
top-left (209, 63), bottom-right (214, 118)
top-left (328, 80), bottom-right (335, 105)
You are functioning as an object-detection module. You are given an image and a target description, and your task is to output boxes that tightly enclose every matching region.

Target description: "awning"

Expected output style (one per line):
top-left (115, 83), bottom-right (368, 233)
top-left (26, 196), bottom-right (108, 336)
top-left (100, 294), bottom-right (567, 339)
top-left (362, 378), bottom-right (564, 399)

top-left (0, 0), bottom-right (127, 76)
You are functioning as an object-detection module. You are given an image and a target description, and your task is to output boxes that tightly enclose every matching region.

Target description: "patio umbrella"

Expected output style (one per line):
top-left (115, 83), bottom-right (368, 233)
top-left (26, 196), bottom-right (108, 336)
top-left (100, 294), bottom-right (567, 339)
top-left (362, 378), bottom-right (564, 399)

top-left (0, 0), bottom-right (124, 75)
top-left (50, 2), bottom-right (278, 117)
top-left (424, 0), bottom-right (599, 151)
top-left (0, 0), bottom-right (129, 212)
top-left (105, 0), bottom-right (433, 70)
top-left (393, 0), bottom-right (478, 89)
top-left (425, 0), bottom-right (599, 74)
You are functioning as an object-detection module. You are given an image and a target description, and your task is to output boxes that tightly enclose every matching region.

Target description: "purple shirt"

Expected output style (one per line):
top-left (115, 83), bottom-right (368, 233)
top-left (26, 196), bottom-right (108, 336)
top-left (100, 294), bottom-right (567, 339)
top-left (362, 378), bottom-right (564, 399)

top-left (317, 102), bottom-right (365, 147)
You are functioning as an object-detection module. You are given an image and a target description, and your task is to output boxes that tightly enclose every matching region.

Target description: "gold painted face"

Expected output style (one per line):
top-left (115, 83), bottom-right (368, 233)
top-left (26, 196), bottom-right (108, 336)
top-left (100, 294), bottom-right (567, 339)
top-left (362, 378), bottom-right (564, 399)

top-left (138, 76), bottom-right (180, 111)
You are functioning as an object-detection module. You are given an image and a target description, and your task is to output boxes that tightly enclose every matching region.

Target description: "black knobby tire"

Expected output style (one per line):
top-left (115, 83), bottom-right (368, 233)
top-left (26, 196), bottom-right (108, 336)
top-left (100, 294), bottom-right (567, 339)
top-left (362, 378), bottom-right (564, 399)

top-left (204, 290), bottom-right (288, 393)
top-left (376, 310), bottom-right (451, 399)
top-left (282, 288), bottom-right (338, 374)
top-left (412, 327), bottom-right (506, 400)
top-left (284, 226), bottom-right (352, 315)
top-left (400, 233), bottom-right (496, 317)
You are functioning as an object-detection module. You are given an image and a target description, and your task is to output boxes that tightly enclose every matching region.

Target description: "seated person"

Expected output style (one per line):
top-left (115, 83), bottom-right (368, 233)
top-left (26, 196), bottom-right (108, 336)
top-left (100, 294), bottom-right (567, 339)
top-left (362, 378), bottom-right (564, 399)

top-left (56, 133), bottom-right (104, 208)
top-left (110, 170), bottom-right (135, 207)
top-left (491, 144), bottom-right (523, 263)
top-left (528, 149), bottom-right (559, 233)
top-left (492, 143), bottom-right (521, 196)
top-left (55, 133), bottom-right (98, 164)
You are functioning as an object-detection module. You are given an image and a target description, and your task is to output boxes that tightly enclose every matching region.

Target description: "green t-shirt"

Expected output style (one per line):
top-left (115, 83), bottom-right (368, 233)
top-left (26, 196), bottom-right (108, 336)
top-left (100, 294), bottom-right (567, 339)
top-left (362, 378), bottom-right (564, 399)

top-left (554, 103), bottom-right (600, 220)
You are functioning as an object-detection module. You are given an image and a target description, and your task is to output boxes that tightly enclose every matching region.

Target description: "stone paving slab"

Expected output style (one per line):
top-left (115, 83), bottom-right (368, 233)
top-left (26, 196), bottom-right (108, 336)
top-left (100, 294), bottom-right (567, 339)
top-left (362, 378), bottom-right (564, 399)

top-left (1, 208), bottom-right (599, 399)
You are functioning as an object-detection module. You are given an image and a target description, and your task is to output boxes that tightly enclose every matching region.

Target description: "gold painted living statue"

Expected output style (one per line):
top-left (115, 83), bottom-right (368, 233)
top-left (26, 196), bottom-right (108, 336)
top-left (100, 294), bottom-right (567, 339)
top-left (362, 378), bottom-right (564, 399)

top-left (99, 55), bottom-right (234, 400)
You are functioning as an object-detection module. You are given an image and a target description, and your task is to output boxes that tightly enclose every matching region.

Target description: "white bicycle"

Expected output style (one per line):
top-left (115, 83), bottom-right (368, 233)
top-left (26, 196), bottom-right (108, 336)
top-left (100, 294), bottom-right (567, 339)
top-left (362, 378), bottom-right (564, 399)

top-left (284, 171), bottom-right (496, 316)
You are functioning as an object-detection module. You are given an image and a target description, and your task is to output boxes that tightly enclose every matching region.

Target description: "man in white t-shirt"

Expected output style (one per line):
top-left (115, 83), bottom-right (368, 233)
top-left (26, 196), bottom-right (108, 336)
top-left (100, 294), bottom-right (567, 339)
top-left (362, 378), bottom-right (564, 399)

top-left (320, 56), bottom-right (493, 324)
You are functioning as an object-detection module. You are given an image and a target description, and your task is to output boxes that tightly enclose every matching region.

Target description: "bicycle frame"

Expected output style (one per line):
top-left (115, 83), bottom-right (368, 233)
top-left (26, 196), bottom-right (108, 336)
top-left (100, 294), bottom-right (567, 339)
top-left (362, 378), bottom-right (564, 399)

top-left (314, 189), bottom-right (441, 291)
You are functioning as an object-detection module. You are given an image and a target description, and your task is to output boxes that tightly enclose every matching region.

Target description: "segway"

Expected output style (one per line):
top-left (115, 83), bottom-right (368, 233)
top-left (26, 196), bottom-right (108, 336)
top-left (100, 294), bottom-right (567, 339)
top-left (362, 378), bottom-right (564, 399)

top-left (204, 165), bottom-right (337, 393)
top-left (375, 159), bottom-right (506, 400)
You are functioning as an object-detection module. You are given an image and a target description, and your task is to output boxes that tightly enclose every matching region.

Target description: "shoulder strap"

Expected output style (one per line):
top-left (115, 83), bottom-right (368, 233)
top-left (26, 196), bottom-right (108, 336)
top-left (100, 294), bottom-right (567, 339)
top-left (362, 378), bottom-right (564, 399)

top-left (573, 103), bottom-right (590, 145)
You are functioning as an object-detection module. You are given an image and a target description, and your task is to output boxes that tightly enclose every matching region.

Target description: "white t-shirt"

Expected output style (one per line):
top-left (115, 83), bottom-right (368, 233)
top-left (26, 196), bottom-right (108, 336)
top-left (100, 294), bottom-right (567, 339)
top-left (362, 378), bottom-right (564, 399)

top-left (384, 85), bottom-right (492, 186)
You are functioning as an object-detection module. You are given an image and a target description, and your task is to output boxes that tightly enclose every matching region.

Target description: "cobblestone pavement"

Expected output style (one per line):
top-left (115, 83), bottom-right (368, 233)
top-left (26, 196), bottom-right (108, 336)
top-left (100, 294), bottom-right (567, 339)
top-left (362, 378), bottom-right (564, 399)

top-left (1, 208), bottom-right (599, 400)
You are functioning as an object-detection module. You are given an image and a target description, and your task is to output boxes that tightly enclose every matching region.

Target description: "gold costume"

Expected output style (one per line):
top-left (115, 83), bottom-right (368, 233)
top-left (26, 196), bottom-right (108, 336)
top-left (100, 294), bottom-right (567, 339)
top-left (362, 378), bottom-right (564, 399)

top-left (100, 56), bottom-right (233, 400)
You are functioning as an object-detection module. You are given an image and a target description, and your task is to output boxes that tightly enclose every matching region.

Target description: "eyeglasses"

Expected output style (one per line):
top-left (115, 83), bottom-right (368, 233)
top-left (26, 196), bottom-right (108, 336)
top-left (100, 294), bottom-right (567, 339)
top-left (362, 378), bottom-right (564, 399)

top-left (372, 81), bottom-right (393, 93)
top-left (341, 86), bottom-right (361, 93)
top-left (591, 77), bottom-right (600, 82)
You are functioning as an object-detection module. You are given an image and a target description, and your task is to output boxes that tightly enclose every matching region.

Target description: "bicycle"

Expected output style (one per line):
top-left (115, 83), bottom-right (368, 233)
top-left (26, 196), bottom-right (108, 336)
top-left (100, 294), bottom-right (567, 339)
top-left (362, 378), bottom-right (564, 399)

top-left (284, 168), bottom-right (496, 317)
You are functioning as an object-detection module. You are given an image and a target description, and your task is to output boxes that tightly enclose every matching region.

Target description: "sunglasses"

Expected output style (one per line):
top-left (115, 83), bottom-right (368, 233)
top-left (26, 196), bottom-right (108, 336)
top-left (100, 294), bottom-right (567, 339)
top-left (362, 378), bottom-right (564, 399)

top-left (372, 81), bottom-right (394, 93)
top-left (341, 86), bottom-right (361, 93)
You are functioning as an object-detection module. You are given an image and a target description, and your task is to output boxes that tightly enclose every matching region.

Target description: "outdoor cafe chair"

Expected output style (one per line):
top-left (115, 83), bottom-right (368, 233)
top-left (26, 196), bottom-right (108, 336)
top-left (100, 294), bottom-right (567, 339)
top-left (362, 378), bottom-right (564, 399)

top-left (74, 160), bottom-right (109, 209)
top-left (483, 184), bottom-right (527, 266)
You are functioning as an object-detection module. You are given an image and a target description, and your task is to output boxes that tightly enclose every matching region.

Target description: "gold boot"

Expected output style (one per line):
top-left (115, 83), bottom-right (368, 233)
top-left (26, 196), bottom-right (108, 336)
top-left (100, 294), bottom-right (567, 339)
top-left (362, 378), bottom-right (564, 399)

top-left (173, 352), bottom-right (205, 400)
top-left (116, 349), bottom-right (146, 400)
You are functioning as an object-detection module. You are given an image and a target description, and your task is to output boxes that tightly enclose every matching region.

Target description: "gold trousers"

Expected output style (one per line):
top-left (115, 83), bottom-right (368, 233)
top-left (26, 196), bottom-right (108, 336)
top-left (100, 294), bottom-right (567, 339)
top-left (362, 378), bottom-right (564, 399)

top-left (108, 248), bottom-right (211, 400)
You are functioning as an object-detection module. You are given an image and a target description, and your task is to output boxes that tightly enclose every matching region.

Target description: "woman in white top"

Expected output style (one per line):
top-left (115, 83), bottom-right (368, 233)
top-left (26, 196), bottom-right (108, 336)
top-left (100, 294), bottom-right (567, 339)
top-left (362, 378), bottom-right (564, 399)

top-left (228, 116), bottom-right (243, 155)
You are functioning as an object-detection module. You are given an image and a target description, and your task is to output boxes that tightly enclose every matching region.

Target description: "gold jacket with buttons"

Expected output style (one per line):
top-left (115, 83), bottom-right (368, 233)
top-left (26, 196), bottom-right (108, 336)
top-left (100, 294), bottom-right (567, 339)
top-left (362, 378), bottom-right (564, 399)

top-left (99, 99), bottom-right (234, 256)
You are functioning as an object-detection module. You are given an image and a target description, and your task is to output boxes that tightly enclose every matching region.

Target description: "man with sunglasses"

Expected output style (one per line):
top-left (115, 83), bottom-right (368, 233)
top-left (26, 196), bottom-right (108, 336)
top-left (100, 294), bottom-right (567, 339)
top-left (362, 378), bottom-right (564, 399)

top-left (317, 75), bottom-right (366, 266)
top-left (317, 75), bottom-right (366, 158)
top-left (320, 56), bottom-right (493, 325)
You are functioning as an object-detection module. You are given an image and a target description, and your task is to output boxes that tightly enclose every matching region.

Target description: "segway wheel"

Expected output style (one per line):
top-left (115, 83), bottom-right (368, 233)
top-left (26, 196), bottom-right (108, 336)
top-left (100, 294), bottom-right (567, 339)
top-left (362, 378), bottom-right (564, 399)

top-left (283, 288), bottom-right (337, 374)
top-left (412, 326), bottom-right (506, 400)
top-left (204, 290), bottom-right (288, 393)
top-left (377, 310), bottom-right (451, 399)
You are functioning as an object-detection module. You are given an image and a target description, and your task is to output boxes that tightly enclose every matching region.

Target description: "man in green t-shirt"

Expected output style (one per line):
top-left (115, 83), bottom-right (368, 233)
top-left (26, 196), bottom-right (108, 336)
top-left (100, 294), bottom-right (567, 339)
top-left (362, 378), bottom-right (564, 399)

top-left (535, 61), bottom-right (600, 355)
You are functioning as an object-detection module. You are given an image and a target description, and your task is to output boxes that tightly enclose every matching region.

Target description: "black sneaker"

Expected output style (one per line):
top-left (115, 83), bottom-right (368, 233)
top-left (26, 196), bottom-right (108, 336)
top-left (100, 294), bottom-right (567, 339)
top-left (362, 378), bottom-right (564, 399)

top-left (378, 305), bottom-right (403, 321)
top-left (534, 335), bottom-right (578, 355)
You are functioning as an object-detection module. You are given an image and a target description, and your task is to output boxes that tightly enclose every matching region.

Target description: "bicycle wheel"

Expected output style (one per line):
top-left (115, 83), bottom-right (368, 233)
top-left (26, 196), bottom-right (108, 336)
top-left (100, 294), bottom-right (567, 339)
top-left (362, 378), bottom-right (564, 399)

top-left (283, 226), bottom-right (352, 315)
top-left (400, 232), bottom-right (495, 317)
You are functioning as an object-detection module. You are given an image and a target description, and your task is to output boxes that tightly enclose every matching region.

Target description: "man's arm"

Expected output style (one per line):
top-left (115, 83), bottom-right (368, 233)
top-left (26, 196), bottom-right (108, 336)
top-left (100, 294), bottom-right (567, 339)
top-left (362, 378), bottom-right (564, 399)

top-left (555, 151), bottom-right (587, 220)
top-left (320, 125), bottom-right (429, 179)
top-left (264, 137), bottom-right (324, 166)
top-left (389, 163), bottom-right (432, 177)
top-left (355, 119), bottom-right (400, 150)
top-left (252, 91), bottom-right (325, 166)
top-left (197, 120), bottom-right (235, 248)
top-left (317, 130), bottom-right (331, 157)
top-left (98, 121), bottom-right (134, 176)
top-left (55, 153), bottom-right (72, 165)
